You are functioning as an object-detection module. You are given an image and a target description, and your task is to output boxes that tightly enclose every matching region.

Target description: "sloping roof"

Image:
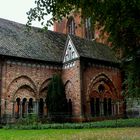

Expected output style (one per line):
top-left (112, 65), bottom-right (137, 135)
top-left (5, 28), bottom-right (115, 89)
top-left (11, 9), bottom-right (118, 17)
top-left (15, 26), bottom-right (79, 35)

top-left (69, 35), bottom-right (118, 63)
top-left (0, 18), bottom-right (67, 62)
top-left (0, 18), bottom-right (118, 63)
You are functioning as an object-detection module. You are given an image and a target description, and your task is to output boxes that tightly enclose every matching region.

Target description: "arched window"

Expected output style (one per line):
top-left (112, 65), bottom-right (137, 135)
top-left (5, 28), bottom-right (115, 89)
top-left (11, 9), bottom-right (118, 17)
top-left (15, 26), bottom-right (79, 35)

top-left (22, 98), bottom-right (27, 117)
top-left (84, 17), bottom-right (94, 40)
top-left (28, 98), bottom-right (33, 113)
top-left (67, 17), bottom-right (75, 35)
top-left (39, 98), bottom-right (44, 117)
top-left (15, 98), bottom-right (20, 118)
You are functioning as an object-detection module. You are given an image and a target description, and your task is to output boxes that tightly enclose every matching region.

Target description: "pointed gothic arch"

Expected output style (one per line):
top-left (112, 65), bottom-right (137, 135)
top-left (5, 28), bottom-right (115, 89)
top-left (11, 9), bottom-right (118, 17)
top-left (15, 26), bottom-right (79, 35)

top-left (5, 75), bottom-right (37, 117)
top-left (87, 73), bottom-right (118, 98)
top-left (39, 78), bottom-right (52, 98)
top-left (87, 73), bottom-right (119, 117)
top-left (7, 75), bottom-right (37, 100)
top-left (64, 80), bottom-right (76, 115)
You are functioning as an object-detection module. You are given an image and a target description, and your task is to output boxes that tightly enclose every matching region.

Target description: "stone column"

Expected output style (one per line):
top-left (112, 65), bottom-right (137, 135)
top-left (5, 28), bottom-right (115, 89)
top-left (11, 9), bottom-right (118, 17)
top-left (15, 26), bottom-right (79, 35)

top-left (26, 102), bottom-right (28, 116)
top-left (117, 102), bottom-right (120, 115)
top-left (114, 103), bottom-right (116, 116)
top-left (112, 101), bottom-right (114, 116)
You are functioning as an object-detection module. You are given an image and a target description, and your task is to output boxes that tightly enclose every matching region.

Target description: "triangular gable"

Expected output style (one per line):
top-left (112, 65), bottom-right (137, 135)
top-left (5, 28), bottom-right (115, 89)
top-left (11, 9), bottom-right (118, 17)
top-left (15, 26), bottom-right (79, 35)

top-left (63, 35), bottom-right (79, 63)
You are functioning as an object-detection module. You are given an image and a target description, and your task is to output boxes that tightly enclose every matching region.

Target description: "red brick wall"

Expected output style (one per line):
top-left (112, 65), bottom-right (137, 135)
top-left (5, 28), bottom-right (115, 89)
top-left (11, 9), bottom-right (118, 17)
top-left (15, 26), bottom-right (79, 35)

top-left (54, 13), bottom-right (85, 38)
top-left (54, 13), bottom-right (110, 45)
top-left (81, 61), bottom-right (123, 120)
top-left (0, 57), bottom-right (123, 122)
top-left (1, 59), bottom-right (61, 117)
top-left (62, 60), bottom-right (82, 118)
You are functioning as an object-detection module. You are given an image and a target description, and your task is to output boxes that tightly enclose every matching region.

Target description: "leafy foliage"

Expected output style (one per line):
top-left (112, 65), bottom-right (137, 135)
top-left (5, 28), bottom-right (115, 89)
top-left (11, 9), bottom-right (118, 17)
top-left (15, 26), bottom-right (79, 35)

top-left (47, 74), bottom-right (67, 121)
top-left (27, 0), bottom-right (140, 97)
top-left (123, 57), bottom-right (140, 98)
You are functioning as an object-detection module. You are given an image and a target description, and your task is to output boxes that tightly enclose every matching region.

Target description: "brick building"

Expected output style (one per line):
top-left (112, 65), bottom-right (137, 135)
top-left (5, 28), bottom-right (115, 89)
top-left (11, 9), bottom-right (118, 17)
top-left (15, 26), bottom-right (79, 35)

top-left (0, 18), bottom-right (123, 123)
top-left (54, 12), bottom-right (110, 45)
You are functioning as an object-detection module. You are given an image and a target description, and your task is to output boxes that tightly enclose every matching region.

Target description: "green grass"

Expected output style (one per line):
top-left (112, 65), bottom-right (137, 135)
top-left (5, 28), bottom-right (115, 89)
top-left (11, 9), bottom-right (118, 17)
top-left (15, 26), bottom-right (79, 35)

top-left (0, 127), bottom-right (140, 140)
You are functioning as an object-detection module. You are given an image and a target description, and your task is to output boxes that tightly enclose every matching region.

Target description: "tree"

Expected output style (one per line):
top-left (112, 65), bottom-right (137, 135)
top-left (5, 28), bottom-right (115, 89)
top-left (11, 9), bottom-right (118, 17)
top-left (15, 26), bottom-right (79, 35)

top-left (27, 0), bottom-right (140, 97)
top-left (47, 74), bottom-right (67, 121)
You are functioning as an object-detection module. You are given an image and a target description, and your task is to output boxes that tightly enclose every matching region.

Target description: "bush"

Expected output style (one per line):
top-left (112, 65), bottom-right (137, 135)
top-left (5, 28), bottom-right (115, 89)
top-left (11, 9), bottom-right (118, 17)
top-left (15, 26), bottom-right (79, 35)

top-left (3, 118), bottom-right (140, 130)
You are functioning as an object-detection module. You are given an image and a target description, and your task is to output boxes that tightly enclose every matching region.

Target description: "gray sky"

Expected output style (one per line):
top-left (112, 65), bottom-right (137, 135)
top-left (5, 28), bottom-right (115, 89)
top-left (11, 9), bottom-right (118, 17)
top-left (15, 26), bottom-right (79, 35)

top-left (0, 0), bottom-right (53, 30)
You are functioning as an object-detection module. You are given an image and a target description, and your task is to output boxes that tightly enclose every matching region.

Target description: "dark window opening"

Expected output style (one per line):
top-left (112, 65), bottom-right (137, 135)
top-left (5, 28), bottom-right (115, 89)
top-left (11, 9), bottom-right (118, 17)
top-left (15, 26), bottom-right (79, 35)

top-left (103, 98), bottom-right (107, 116)
top-left (15, 98), bottom-right (20, 118)
top-left (68, 99), bottom-right (72, 116)
top-left (98, 84), bottom-right (105, 93)
top-left (96, 98), bottom-right (100, 116)
top-left (28, 98), bottom-right (33, 113)
top-left (39, 98), bottom-right (44, 117)
top-left (90, 98), bottom-right (95, 116)
top-left (22, 98), bottom-right (27, 117)
top-left (108, 98), bottom-right (112, 116)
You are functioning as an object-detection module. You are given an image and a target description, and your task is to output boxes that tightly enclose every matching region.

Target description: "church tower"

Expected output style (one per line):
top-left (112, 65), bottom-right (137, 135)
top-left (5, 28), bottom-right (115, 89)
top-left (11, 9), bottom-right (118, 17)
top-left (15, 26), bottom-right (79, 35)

top-left (54, 12), bottom-right (110, 45)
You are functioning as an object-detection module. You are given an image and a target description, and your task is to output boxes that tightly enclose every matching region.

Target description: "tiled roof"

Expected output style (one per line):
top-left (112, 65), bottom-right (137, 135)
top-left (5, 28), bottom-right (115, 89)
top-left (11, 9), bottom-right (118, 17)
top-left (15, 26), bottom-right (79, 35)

top-left (69, 35), bottom-right (118, 63)
top-left (0, 18), bottom-right (67, 62)
top-left (0, 18), bottom-right (118, 63)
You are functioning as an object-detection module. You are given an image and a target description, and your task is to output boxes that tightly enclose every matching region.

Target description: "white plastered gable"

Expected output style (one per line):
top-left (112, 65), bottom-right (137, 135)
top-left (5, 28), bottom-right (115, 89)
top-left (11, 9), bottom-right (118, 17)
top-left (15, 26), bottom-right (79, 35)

top-left (63, 36), bottom-right (79, 63)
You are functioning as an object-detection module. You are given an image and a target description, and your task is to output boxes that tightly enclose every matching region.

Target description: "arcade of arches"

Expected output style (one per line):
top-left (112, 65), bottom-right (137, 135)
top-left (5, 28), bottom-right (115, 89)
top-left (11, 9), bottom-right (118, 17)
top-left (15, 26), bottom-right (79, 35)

top-left (5, 75), bottom-right (50, 119)
top-left (4, 73), bottom-right (122, 120)
top-left (14, 97), bottom-right (46, 118)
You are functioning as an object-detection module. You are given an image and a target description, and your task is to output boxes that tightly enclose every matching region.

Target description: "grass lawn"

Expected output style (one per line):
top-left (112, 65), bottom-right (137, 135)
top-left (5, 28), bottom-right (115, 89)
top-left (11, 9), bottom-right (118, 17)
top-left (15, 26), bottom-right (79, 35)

top-left (0, 127), bottom-right (140, 140)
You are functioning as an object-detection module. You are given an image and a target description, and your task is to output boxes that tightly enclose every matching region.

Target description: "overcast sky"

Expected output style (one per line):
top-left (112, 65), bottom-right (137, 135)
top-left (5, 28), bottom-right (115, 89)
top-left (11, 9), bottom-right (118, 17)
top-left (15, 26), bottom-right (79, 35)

top-left (0, 0), bottom-right (53, 30)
